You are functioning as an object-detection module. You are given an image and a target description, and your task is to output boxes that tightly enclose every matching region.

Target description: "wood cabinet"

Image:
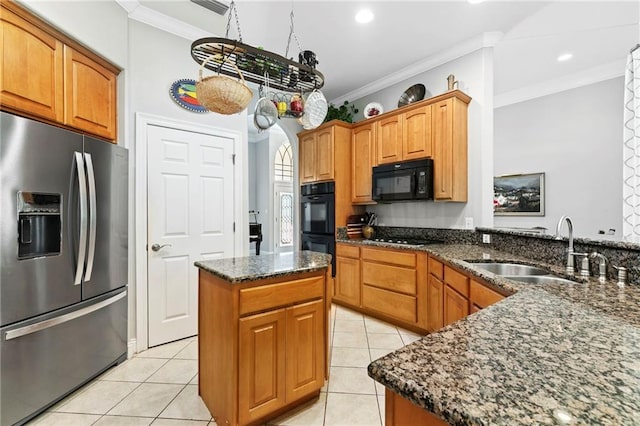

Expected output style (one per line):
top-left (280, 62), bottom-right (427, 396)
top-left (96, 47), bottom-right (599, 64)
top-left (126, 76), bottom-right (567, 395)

top-left (377, 105), bottom-right (433, 165)
top-left (351, 122), bottom-right (377, 204)
top-left (428, 254), bottom-right (507, 331)
top-left (334, 244), bottom-right (428, 332)
top-left (298, 121), bottom-right (350, 184)
top-left (63, 46), bottom-right (117, 140)
top-left (0, 0), bottom-right (119, 141)
top-left (385, 389), bottom-right (449, 426)
top-left (335, 244), bottom-right (361, 306)
top-left (432, 96), bottom-right (468, 201)
top-left (199, 270), bottom-right (328, 426)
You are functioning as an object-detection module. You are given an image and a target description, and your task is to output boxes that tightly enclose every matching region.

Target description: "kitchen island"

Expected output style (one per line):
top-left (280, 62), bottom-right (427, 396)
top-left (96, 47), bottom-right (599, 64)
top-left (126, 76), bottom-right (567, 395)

top-left (360, 242), bottom-right (640, 425)
top-left (194, 251), bottom-right (332, 426)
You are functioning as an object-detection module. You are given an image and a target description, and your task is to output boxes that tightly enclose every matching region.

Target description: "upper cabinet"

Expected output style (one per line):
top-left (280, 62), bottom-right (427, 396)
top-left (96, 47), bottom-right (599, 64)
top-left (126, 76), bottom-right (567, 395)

top-left (298, 121), bottom-right (351, 184)
top-left (0, 0), bottom-right (120, 142)
top-left (373, 91), bottom-right (470, 202)
top-left (376, 105), bottom-right (432, 165)
top-left (351, 121), bottom-right (376, 204)
top-left (0, 6), bottom-right (64, 122)
top-left (64, 46), bottom-right (117, 140)
top-left (432, 96), bottom-right (468, 202)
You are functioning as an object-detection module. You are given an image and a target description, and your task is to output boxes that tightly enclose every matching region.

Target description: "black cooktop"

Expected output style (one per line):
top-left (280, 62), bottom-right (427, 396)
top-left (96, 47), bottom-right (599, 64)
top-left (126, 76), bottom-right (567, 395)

top-left (373, 238), bottom-right (444, 246)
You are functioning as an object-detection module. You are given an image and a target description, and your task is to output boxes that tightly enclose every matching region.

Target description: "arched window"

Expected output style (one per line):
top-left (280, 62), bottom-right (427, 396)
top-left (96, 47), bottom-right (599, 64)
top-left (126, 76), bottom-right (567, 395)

top-left (274, 143), bottom-right (293, 181)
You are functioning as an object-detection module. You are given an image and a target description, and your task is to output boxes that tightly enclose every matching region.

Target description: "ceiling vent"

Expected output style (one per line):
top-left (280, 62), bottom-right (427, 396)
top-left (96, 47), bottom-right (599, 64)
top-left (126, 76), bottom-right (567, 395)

top-left (190, 0), bottom-right (229, 16)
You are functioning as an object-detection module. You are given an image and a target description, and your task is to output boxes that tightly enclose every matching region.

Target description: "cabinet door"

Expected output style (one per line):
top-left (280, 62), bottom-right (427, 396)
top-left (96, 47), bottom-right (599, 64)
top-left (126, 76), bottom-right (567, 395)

top-left (432, 98), bottom-right (454, 199)
top-left (64, 46), bottom-right (117, 141)
top-left (444, 285), bottom-right (469, 326)
top-left (335, 256), bottom-right (361, 307)
top-left (352, 123), bottom-right (376, 203)
top-left (239, 309), bottom-right (286, 425)
top-left (299, 133), bottom-right (316, 183)
top-left (0, 7), bottom-right (63, 122)
top-left (402, 105), bottom-right (432, 160)
top-left (376, 114), bottom-right (403, 164)
top-left (285, 299), bottom-right (325, 402)
top-left (427, 275), bottom-right (444, 332)
top-left (315, 127), bottom-right (334, 181)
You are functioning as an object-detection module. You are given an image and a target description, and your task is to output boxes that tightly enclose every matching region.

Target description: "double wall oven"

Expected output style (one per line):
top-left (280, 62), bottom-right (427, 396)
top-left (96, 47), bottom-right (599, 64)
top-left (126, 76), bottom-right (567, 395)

top-left (300, 182), bottom-right (336, 276)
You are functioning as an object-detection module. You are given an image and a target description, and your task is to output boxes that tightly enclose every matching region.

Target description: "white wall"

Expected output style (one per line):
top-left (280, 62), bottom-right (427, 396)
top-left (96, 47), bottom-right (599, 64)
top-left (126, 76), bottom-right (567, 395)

top-left (494, 77), bottom-right (624, 237)
top-left (351, 48), bottom-right (494, 229)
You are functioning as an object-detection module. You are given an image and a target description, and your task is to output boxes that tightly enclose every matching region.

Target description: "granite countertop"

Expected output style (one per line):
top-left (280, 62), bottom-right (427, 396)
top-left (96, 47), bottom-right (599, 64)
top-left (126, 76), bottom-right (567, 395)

top-left (194, 250), bottom-right (331, 283)
top-left (343, 238), bottom-right (640, 425)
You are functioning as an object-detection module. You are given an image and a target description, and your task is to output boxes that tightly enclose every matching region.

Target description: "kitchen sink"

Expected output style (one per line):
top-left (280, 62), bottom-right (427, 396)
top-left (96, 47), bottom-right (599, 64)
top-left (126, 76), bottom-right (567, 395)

top-left (472, 263), bottom-right (550, 276)
top-left (503, 275), bottom-right (578, 285)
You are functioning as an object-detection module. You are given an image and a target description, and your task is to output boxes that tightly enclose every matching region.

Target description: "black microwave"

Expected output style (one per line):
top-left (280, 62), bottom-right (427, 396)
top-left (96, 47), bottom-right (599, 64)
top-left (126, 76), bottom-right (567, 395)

top-left (372, 159), bottom-right (434, 202)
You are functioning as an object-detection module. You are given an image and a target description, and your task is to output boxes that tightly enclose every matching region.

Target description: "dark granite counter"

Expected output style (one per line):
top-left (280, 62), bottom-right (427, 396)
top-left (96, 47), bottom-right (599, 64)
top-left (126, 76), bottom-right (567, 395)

top-left (194, 251), bottom-right (331, 283)
top-left (337, 238), bottom-right (640, 425)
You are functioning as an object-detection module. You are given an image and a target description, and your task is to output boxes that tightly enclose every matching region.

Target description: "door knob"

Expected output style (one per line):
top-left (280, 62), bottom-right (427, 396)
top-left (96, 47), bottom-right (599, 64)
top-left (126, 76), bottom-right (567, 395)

top-left (151, 243), bottom-right (171, 252)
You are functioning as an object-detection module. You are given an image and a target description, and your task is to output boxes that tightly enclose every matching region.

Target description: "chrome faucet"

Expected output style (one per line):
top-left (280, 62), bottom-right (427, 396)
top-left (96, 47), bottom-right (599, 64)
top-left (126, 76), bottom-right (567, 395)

top-left (555, 215), bottom-right (575, 275)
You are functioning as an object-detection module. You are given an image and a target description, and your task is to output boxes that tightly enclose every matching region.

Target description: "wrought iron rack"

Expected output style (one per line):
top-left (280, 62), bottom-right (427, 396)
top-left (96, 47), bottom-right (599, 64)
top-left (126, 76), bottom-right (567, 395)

top-left (191, 37), bottom-right (324, 93)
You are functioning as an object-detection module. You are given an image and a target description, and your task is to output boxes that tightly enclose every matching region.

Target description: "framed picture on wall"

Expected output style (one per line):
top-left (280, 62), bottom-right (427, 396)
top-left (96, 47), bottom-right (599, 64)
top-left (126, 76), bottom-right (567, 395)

top-left (494, 172), bottom-right (545, 216)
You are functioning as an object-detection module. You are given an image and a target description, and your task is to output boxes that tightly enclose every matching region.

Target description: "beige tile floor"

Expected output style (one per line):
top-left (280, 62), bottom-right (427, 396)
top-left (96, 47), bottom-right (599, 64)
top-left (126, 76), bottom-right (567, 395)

top-left (27, 305), bottom-right (423, 426)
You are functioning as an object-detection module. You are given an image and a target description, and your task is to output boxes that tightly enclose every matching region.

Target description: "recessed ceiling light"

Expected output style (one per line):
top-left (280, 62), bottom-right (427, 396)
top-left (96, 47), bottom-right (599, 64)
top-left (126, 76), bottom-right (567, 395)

top-left (557, 53), bottom-right (573, 62)
top-left (355, 9), bottom-right (374, 24)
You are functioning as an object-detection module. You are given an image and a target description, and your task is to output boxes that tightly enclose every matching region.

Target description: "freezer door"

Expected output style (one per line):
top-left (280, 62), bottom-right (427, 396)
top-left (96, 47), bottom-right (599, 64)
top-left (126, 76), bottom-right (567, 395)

top-left (81, 137), bottom-right (128, 299)
top-left (0, 113), bottom-right (83, 327)
top-left (0, 289), bottom-right (127, 426)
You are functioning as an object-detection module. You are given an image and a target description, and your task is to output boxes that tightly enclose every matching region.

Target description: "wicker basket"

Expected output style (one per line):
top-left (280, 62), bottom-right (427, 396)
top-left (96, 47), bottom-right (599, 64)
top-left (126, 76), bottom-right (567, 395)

top-left (196, 55), bottom-right (253, 115)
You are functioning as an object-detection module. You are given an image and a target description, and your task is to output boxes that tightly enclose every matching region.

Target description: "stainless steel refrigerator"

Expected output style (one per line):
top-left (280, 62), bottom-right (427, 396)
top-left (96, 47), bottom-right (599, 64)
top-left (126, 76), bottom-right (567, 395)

top-left (0, 112), bottom-right (128, 425)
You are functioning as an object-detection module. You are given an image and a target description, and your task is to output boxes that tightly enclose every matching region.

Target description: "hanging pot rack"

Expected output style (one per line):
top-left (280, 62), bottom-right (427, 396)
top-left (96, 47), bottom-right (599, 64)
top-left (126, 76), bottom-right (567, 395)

top-left (191, 38), bottom-right (324, 93)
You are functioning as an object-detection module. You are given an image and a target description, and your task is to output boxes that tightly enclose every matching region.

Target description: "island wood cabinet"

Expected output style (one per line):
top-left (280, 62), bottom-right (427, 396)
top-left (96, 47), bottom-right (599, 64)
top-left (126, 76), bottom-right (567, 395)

top-left (385, 389), bottom-right (449, 426)
top-left (298, 121), bottom-right (351, 184)
top-left (351, 121), bottom-right (377, 204)
top-left (199, 269), bottom-right (329, 426)
top-left (1, 0), bottom-right (119, 141)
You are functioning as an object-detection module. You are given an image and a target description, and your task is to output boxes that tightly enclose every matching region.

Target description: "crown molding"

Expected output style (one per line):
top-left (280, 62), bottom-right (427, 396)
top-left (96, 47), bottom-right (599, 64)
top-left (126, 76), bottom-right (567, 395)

top-left (114, 0), bottom-right (216, 40)
top-left (330, 31), bottom-right (503, 105)
top-left (494, 59), bottom-right (625, 108)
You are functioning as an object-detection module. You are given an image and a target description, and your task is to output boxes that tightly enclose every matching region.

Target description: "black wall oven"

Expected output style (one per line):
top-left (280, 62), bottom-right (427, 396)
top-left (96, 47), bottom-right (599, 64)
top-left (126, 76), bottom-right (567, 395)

top-left (300, 182), bottom-right (335, 276)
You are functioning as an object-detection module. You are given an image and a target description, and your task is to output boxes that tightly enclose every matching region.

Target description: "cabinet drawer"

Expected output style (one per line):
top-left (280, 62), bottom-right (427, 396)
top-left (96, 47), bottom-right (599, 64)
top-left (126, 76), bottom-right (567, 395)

top-left (239, 276), bottom-right (324, 316)
top-left (361, 247), bottom-right (416, 267)
top-left (336, 244), bottom-right (359, 259)
top-left (470, 280), bottom-right (505, 309)
top-left (428, 257), bottom-right (444, 280)
top-left (362, 285), bottom-right (417, 324)
top-left (362, 261), bottom-right (416, 295)
top-left (444, 266), bottom-right (469, 297)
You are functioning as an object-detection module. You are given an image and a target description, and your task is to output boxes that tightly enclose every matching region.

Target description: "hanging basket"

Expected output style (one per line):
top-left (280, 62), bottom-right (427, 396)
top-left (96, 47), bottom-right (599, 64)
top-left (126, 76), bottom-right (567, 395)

top-left (196, 55), bottom-right (253, 115)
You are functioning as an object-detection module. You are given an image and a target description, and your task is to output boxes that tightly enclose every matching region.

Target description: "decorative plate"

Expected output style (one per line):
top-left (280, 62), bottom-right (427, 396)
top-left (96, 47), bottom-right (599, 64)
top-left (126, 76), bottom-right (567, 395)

top-left (169, 79), bottom-right (208, 113)
top-left (364, 102), bottom-right (383, 119)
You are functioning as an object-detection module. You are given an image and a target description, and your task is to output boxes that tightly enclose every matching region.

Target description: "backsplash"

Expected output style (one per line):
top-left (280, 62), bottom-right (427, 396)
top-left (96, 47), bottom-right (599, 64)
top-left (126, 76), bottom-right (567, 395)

top-left (336, 226), bottom-right (640, 285)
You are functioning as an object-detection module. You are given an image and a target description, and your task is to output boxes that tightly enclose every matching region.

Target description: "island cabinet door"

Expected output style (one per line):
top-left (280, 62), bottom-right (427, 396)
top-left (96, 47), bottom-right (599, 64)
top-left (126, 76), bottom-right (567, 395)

top-left (285, 299), bottom-right (325, 402)
top-left (238, 309), bottom-right (287, 425)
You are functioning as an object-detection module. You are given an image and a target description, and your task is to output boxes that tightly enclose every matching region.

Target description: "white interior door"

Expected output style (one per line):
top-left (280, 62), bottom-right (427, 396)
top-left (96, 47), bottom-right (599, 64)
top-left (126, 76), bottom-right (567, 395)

top-left (274, 182), bottom-right (294, 254)
top-left (147, 124), bottom-right (234, 347)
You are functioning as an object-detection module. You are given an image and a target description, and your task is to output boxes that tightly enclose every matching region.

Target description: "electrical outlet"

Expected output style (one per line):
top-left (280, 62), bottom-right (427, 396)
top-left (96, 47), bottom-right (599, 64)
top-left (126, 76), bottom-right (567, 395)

top-left (482, 253), bottom-right (491, 260)
top-left (465, 217), bottom-right (474, 229)
top-left (482, 234), bottom-right (491, 244)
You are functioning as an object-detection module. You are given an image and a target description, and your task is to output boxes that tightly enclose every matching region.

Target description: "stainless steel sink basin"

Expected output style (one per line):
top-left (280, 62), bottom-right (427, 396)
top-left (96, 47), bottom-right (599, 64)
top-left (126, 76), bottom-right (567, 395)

top-left (472, 263), bottom-right (549, 276)
top-left (503, 275), bottom-right (578, 285)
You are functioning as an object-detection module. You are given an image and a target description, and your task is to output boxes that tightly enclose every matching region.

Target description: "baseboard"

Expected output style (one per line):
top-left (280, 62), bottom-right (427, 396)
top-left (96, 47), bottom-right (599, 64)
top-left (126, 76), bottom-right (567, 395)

top-left (127, 338), bottom-right (137, 359)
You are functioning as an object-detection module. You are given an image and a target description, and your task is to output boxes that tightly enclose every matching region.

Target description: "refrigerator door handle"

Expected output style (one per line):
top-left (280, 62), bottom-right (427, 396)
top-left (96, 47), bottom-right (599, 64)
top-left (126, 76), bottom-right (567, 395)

top-left (84, 153), bottom-right (97, 281)
top-left (74, 152), bottom-right (88, 285)
top-left (4, 290), bottom-right (127, 341)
